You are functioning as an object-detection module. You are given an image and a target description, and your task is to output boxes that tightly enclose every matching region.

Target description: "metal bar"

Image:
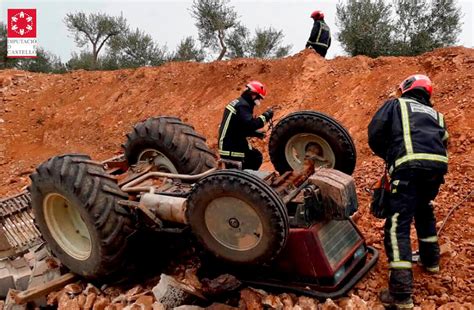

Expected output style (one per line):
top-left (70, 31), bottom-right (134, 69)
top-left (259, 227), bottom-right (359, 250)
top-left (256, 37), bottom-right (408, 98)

top-left (1, 226), bottom-right (19, 247)
top-left (0, 189), bottom-right (40, 255)
top-left (8, 218), bottom-right (29, 245)
top-left (122, 186), bottom-right (156, 193)
top-left (23, 211), bottom-right (42, 236)
top-left (4, 218), bottom-right (25, 246)
top-left (101, 154), bottom-right (126, 164)
top-left (11, 213), bottom-right (32, 244)
top-left (0, 191), bottom-right (29, 204)
top-left (18, 212), bottom-right (38, 238)
top-left (117, 164), bottom-right (153, 187)
top-left (283, 180), bottom-right (310, 204)
top-left (121, 168), bottom-right (217, 193)
top-left (12, 273), bottom-right (77, 304)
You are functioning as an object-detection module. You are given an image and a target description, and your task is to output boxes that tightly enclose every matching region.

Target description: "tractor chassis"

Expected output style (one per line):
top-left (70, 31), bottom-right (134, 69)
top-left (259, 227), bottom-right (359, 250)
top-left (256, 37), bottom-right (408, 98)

top-left (104, 155), bottom-right (318, 231)
top-left (104, 155), bottom-right (378, 299)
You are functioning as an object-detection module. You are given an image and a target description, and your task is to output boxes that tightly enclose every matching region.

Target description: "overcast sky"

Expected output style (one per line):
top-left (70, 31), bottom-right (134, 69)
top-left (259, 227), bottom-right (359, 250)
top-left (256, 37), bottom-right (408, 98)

top-left (1, 0), bottom-right (473, 61)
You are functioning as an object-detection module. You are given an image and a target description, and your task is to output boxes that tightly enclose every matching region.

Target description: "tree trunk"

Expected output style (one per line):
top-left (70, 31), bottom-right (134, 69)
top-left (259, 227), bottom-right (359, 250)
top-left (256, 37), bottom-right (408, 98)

top-left (92, 44), bottom-right (98, 69)
top-left (217, 47), bottom-right (227, 61)
top-left (216, 30), bottom-right (227, 61)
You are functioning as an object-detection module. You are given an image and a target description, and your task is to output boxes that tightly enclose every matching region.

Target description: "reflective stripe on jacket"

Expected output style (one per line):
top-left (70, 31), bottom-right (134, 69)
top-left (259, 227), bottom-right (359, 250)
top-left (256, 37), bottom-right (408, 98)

top-left (306, 20), bottom-right (331, 48)
top-left (368, 96), bottom-right (448, 174)
top-left (218, 97), bottom-right (265, 158)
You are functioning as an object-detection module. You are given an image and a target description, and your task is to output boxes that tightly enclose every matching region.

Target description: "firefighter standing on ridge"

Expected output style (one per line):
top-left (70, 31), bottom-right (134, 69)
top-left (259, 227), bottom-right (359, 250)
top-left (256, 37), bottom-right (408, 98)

top-left (368, 74), bottom-right (449, 309)
top-left (306, 10), bottom-right (331, 57)
top-left (218, 81), bottom-right (273, 170)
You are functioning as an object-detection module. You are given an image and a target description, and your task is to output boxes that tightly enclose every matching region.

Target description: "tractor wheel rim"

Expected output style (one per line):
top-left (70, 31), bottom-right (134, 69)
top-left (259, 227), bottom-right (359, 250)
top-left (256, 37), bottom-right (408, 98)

top-left (43, 193), bottom-right (92, 261)
top-left (285, 133), bottom-right (336, 171)
top-left (138, 149), bottom-right (178, 173)
top-left (204, 197), bottom-right (263, 251)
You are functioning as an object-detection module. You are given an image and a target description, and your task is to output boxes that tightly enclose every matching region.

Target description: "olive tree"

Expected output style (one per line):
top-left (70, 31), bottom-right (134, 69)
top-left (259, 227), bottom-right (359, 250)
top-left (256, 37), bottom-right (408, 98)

top-left (65, 12), bottom-right (127, 68)
top-left (190, 0), bottom-right (238, 60)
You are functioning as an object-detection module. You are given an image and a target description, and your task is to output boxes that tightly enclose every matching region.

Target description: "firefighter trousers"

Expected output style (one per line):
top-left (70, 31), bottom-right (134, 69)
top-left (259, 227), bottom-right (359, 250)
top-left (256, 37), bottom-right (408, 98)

top-left (222, 147), bottom-right (263, 171)
top-left (384, 169), bottom-right (444, 299)
top-left (309, 44), bottom-right (328, 57)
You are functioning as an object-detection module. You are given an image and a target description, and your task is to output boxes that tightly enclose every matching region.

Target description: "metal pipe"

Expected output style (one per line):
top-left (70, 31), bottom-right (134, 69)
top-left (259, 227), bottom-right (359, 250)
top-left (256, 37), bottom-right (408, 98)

top-left (121, 186), bottom-right (156, 193)
top-left (117, 164), bottom-right (153, 187)
top-left (101, 154), bottom-right (126, 164)
top-left (140, 193), bottom-right (188, 224)
top-left (121, 168), bottom-right (217, 193)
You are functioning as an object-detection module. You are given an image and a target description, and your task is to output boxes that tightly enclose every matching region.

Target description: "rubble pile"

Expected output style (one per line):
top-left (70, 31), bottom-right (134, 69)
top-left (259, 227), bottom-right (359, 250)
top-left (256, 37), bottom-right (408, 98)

top-left (0, 46), bottom-right (472, 308)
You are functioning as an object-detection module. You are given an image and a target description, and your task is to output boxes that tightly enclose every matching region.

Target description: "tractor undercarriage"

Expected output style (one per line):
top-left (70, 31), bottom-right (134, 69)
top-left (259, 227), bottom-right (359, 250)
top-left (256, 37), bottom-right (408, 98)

top-left (0, 111), bottom-right (378, 301)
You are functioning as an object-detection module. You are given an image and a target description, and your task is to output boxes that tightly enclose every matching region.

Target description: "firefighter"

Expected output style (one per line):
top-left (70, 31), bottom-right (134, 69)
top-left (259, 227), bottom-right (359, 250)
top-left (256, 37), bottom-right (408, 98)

top-left (368, 74), bottom-right (449, 309)
top-left (218, 81), bottom-right (273, 170)
top-left (306, 10), bottom-right (331, 58)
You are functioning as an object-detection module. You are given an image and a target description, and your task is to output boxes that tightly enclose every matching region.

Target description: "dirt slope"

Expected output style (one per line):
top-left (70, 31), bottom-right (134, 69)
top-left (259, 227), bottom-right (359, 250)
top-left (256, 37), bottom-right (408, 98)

top-left (0, 47), bottom-right (473, 308)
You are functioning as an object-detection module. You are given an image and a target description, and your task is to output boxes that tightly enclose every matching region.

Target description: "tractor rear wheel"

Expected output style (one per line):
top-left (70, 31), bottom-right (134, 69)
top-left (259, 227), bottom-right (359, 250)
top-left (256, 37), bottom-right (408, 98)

top-left (269, 111), bottom-right (356, 175)
top-left (29, 154), bottom-right (135, 279)
top-left (186, 170), bottom-right (288, 265)
top-left (123, 117), bottom-right (217, 174)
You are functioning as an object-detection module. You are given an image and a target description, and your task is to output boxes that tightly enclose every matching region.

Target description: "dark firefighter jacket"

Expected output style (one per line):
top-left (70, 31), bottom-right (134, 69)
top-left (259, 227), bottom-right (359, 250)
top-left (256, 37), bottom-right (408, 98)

top-left (306, 20), bottom-right (331, 49)
top-left (368, 95), bottom-right (449, 175)
top-left (218, 96), bottom-right (266, 158)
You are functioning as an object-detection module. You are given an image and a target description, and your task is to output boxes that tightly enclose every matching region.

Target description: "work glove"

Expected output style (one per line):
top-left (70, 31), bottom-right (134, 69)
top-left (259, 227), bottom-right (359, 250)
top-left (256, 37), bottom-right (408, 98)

top-left (262, 108), bottom-right (274, 122)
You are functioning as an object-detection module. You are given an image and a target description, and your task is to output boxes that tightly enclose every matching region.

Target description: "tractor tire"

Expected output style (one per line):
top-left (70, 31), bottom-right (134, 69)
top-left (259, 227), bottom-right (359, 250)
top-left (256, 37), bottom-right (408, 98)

top-left (269, 111), bottom-right (356, 175)
top-left (29, 154), bottom-right (136, 279)
top-left (123, 117), bottom-right (217, 174)
top-left (186, 170), bottom-right (288, 265)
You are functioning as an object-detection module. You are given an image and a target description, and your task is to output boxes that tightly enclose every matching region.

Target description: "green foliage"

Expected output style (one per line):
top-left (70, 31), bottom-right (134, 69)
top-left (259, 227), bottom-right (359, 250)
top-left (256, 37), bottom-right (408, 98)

top-left (190, 0), bottom-right (238, 60)
top-left (172, 36), bottom-right (205, 62)
top-left (0, 22), bottom-right (16, 69)
top-left (250, 28), bottom-right (292, 58)
top-left (66, 51), bottom-right (96, 71)
top-left (190, 1), bottom-right (291, 60)
top-left (225, 25), bottom-right (250, 58)
top-left (64, 12), bottom-right (127, 67)
top-left (336, 0), bottom-right (393, 58)
top-left (393, 0), bottom-right (432, 55)
top-left (16, 49), bottom-right (66, 73)
top-left (393, 0), bottom-right (461, 55)
top-left (336, 0), bottom-right (462, 57)
top-left (427, 0), bottom-right (462, 47)
top-left (106, 28), bottom-right (168, 68)
top-left (65, 12), bottom-right (167, 70)
top-left (226, 26), bottom-right (291, 59)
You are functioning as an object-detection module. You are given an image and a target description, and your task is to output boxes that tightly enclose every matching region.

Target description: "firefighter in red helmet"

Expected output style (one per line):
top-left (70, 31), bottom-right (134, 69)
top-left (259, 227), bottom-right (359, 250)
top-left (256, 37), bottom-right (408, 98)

top-left (306, 10), bottom-right (331, 57)
top-left (218, 81), bottom-right (273, 170)
top-left (368, 74), bottom-right (449, 309)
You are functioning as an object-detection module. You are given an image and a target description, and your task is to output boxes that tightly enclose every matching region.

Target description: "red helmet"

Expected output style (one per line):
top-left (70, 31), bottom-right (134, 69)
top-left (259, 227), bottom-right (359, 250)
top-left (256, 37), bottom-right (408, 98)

top-left (311, 10), bottom-right (324, 20)
top-left (246, 80), bottom-right (267, 99)
top-left (399, 74), bottom-right (433, 98)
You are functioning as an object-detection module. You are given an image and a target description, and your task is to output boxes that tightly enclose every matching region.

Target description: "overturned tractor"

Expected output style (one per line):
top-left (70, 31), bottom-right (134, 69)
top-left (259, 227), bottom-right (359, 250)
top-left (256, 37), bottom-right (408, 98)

top-left (26, 111), bottom-right (377, 299)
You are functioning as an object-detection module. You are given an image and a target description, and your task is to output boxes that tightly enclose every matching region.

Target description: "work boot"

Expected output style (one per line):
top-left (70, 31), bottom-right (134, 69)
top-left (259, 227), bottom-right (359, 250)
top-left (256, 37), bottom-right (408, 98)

top-left (418, 261), bottom-right (440, 274)
top-left (379, 289), bottom-right (414, 309)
